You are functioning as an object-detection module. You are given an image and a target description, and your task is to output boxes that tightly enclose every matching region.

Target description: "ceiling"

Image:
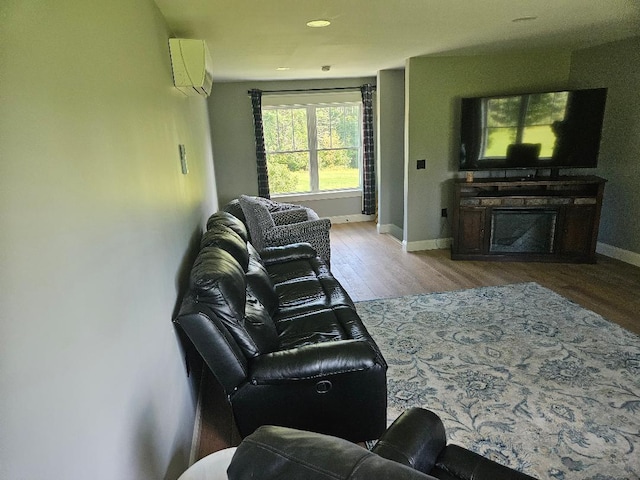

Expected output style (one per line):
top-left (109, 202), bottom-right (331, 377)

top-left (154, 0), bottom-right (640, 82)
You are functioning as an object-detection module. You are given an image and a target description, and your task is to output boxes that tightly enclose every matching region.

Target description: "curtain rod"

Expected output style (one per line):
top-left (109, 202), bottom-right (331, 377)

top-left (248, 85), bottom-right (376, 95)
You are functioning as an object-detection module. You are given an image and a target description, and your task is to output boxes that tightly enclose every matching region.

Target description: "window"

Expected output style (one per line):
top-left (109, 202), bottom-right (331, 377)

top-left (262, 94), bottom-right (362, 195)
top-left (482, 92), bottom-right (569, 159)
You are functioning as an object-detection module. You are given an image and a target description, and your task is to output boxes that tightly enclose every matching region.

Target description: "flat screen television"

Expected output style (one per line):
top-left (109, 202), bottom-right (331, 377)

top-left (459, 88), bottom-right (607, 172)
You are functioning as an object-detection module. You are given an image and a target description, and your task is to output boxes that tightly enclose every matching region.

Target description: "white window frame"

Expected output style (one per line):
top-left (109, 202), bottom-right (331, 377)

top-left (262, 91), bottom-right (363, 200)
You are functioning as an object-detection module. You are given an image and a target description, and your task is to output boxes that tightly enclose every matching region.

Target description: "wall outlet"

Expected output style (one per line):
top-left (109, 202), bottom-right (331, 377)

top-left (441, 208), bottom-right (448, 218)
top-left (416, 159), bottom-right (426, 170)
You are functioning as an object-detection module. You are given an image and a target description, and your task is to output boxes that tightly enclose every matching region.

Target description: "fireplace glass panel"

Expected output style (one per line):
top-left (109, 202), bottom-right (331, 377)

top-left (490, 209), bottom-right (557, 254)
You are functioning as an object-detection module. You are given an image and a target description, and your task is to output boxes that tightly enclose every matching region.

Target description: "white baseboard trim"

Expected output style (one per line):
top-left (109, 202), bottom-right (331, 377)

top-left (403, 237), bottom-right (452, 252)
top-left (596, 242), bottom-right (640, 268)
top-left (329, 214), bottom-right (375, 224)
top-left (377, 223), bottom-right (392, 234)
top-left (377, 223), bottom-right (403, 241)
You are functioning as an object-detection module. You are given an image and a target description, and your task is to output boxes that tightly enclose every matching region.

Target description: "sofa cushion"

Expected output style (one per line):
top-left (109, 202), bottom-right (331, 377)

top-left (274, 306), bottom-right (381, 355)
top-left (275, 308), bottom-right (348, 350)
top-left (190, 247), bottom-right (278, 358)
top-left (266, 255), bottom-right (331, 283)
top-left (267, 257), bottom-right (356, 317)
top-left (259, 243), bottom-right (318, 266)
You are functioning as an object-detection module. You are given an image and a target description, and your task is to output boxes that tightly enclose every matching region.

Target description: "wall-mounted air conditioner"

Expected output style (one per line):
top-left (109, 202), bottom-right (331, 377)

top-left (169, 39), bottom-right (213, 97)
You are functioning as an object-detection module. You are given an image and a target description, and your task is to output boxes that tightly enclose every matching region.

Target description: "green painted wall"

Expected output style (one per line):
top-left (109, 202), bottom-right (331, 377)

top-left (569, 36), bottom-right (640, 257)
top-left (404, 51), bottom-right (572, 246)
top-left (0, 0), bottom-right (216, 478)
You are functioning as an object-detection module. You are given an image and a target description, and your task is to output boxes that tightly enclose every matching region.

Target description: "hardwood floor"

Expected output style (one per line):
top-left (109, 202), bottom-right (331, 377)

top-left (330, 221), bottom-right (640, 335)
top-left (194, 221), bottom-right (640, 461)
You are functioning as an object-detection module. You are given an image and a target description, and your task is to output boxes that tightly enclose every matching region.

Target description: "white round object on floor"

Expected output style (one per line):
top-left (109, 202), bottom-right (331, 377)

top-left (177, 448), bottom-right (237, 480)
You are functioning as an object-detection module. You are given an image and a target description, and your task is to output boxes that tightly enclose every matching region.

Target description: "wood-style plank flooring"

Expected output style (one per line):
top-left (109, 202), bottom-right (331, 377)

top-left (331, 221), bottom-right (640, 335)
top-left (195, 221), bottom-right (640, 462)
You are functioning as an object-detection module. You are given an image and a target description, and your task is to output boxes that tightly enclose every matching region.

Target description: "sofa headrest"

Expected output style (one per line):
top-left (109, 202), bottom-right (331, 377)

top-left (206, 211), bottom-right (249, 242)
top-left (222, 199), bottom-right (247, 225)
top-left (228, 425), bottom-right (433, 480)
top-left (190, 247), bottom-right (247, 323)
top-left (200, 225), bottom-right (249, 271)
top-left (190, 246), bottom-right (278, 358)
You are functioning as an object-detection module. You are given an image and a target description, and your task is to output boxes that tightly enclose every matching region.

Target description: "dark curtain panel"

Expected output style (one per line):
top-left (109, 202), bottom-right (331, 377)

top-left (360, 84), bottom-right (376, 215)
top-left (249, 89), bottom-right (270, 198)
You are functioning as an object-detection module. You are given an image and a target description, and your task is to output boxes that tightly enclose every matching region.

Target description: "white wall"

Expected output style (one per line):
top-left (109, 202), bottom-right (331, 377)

top-left (0, 0), bottom-right (216, 479)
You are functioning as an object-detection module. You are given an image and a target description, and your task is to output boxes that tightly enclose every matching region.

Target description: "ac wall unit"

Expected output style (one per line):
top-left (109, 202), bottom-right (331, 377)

top-left (169, 39), bottom-right (213, 97)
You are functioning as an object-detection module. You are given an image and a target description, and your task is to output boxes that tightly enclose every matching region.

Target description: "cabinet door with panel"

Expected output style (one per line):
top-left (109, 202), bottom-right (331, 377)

top-left (456, 207), bottom-right (486, 254)
top-left (558, 205), bottom-right (598, 260)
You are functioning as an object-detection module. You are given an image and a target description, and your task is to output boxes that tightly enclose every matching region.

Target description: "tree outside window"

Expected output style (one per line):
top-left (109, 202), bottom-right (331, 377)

top-left (262, 102), bottom-right (362, 195)
top-left (483, 92), bottom-right (569, 158)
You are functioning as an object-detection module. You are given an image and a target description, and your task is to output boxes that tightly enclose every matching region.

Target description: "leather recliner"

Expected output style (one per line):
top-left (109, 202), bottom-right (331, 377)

top-left (175, 211), bottom-right (387, 442)
top-left (227, 407), bottom-right (538, 480)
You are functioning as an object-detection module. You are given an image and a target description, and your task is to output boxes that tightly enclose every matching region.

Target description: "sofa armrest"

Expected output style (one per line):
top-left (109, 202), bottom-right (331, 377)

top-left (259, 243), bottom-right (318, 265)
top-left (371, 408), bottom-right (446, 475)
top-left (228, 425), bottom-right (436, 480)
top-left (372, 409), bottom-right (539, 480)
top-left (249, 340), bottom-right (382, 384)
top-left (433, 445), bottom-right (538, 480)
top-left (174, 304), bottom-right (248, 395)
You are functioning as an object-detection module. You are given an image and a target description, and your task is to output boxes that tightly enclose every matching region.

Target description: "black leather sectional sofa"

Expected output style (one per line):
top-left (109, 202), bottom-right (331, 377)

top-left (174, 211), bottom-right (388, 442)
top-left (228, 407), bottom-right (538, 480)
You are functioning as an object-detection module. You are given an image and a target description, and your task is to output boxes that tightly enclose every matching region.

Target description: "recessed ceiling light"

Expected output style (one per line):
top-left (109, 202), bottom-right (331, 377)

top-left (512, 16), bottom-right (538, 22)
top-left (276, 67), bottom-right (290, 71)
top-left (306, 19), bottom-right (331, 28)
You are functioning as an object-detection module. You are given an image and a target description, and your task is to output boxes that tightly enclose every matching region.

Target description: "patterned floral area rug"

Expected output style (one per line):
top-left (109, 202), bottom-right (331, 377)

top-left (355, 282), bottom-right (640, 480)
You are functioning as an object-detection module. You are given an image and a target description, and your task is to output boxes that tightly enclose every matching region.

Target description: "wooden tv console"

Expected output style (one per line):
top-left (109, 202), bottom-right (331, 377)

top-left (451, 175), bottom-right (606, 263)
